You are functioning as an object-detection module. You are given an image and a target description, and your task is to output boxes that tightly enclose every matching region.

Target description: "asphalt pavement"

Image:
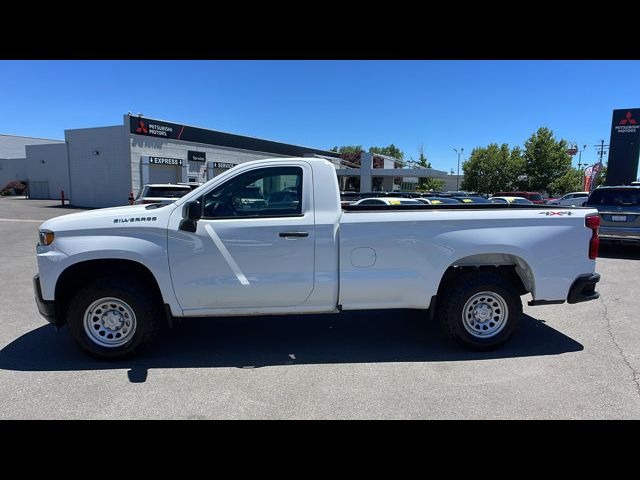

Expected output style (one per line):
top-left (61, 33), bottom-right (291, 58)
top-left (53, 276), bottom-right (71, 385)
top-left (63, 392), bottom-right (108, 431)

top-left (1, 197), bottom-right (639, 419)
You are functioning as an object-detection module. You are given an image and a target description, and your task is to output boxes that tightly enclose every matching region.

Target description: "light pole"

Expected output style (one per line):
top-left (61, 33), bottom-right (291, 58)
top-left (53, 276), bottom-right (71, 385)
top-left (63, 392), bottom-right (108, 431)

top-left (577, 144), bottom-right (587, 170)
top-left (453, 148), bottom-right (464, 191)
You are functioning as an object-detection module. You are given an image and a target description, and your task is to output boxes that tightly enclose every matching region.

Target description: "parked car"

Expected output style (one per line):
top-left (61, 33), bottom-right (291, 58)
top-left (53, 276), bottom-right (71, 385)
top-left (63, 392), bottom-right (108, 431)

top-left (394, 191), bottom-right (423, 198)
top-left (417, 197), bottom-right (461, 205)
top-left (490, 196), bottom-right (534, 205)
top-left (352, 197), bottom-right (423, 206)
top-left (134, 184), bottom-right (192, 205)
top-left (493, 191), bottom-right (545, 204)
top-left (340, 191), bottom-right (361, 207)
top-left (547, 192), bottom-right (589, 207)
top-left (178, 182), bottom-right (204, 191)
top-left (453, 196), bottom-right (493, 204)
top-left (585, 186), bottom-right (640, 243)
top-left (434, 191), bottom-right (474, 198)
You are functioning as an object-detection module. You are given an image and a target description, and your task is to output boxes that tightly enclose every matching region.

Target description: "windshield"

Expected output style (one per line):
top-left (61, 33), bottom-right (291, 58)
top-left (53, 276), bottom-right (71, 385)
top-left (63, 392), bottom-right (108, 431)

top-left (457, 197), bottom-right (492, 204)
top-left (529, 194), bottom-right (543, 201)
top-left (145, 187), bottom-right (191, 198)
top-left (587, 188), bottom-right (640, 207)
top-left (424, 197), bottom-right (459, 205)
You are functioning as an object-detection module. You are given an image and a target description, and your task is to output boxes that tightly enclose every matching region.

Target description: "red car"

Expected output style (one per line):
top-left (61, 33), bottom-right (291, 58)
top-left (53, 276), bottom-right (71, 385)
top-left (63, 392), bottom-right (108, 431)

top-left (493, 191), bottom-right (545, 204)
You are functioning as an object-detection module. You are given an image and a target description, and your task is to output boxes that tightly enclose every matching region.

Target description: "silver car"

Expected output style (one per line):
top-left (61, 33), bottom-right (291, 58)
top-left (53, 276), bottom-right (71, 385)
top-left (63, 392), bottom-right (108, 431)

top-left (586, 186), bottom-right (640, 243)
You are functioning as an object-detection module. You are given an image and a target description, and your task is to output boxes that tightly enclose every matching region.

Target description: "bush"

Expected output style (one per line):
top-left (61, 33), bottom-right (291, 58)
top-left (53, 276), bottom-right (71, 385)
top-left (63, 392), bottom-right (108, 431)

top-left (1, 180), bottom-right (27, 196)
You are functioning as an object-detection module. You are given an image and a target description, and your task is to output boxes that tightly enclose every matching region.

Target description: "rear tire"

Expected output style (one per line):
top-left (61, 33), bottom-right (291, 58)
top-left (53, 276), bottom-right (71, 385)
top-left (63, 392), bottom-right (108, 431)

top-left (66, 276), bottom-right (162, 360)
top-left (438, 271), bottom-right (522, 350)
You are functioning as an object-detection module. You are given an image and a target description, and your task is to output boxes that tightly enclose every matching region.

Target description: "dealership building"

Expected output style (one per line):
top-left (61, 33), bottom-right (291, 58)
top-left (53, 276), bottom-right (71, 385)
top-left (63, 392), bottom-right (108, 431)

top-left (0, 115), bottom-right (341, 207)
top-left (0, 114), bottom-right (449, 207)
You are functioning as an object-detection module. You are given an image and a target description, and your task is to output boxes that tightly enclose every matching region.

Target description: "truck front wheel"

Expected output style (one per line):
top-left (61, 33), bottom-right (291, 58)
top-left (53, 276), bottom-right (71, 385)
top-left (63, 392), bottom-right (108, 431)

top-left (438, 271), bottom-right (522, 350)
top-left (66, 277), bottom-right (162, 360)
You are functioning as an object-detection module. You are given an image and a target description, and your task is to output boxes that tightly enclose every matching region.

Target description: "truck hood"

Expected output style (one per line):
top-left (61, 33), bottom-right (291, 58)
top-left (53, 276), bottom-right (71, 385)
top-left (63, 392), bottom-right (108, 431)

top-left (39, 203), bottom-right (177, 232)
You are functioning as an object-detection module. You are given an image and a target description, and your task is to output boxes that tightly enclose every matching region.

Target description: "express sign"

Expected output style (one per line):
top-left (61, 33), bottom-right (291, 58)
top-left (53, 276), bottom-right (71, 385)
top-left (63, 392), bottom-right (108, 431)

top-left (148, 156), bottom-right (183, 166)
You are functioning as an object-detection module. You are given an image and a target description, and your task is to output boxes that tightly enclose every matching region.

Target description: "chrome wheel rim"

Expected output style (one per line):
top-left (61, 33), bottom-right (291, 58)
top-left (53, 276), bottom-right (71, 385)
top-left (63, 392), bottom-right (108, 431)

top-left (83, 297), bottom-right (137, 348)
top-left (462, 291), bottom-right (508, 338)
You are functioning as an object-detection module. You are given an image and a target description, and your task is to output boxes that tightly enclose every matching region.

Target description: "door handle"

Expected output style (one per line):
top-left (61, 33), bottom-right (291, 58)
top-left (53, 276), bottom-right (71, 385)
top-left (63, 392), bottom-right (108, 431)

top-left (279, 231), bottom-right (309, 238)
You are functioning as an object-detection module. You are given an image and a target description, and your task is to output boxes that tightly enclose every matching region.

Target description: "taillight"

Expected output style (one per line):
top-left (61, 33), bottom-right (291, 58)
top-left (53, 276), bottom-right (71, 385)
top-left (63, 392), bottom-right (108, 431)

top-left (586, 214), bottom-right (600, 259)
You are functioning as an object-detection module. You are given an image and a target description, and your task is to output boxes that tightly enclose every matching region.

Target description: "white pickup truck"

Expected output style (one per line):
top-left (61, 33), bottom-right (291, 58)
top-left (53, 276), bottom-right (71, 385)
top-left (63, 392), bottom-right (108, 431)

top-left (33, 158), bottom-right (602, 359)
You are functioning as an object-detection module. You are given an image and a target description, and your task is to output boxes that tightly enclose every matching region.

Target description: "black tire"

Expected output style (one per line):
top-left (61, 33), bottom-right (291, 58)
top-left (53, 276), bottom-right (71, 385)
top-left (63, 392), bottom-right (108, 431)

top-left (437, 271), bottom-right (522, 350)
top-left (66, 276), bottom-right (163, 360)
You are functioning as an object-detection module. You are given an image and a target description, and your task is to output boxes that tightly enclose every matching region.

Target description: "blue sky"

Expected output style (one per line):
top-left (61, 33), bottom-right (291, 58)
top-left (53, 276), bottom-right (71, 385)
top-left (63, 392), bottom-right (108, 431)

top-left (0, 60), bottom-right (638, 175)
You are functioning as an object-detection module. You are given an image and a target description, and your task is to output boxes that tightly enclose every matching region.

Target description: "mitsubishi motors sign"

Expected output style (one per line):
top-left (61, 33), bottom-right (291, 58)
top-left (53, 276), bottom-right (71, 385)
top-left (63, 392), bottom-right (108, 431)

top-left (131, 117), bottom-right (181, 139)
top-left (607, 108), bottom-right (640, 185)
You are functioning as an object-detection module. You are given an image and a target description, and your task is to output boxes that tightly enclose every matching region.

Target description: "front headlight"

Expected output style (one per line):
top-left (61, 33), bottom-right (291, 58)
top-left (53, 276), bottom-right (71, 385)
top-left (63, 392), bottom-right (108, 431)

top-left (39, 230), bottom-right (55, 246)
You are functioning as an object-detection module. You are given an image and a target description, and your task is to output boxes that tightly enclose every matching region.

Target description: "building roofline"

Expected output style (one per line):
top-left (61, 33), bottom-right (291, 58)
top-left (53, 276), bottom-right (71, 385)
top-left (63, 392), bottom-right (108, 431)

top-left (0, 133), bottom-right (63, 143)
top-left (124, 114), bottom-right (337, 157)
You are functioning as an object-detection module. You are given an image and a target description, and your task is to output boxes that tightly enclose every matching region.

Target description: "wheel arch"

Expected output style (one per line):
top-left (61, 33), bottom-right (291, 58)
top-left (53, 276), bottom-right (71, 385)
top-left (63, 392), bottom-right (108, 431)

top-left (436, 253), bottom-right (535, 300)
top-left (55, 258), bottom-right (170, 327)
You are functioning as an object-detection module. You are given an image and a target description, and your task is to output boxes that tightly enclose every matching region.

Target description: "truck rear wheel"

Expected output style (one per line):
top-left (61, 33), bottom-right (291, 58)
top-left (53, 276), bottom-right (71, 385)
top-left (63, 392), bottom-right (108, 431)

top-left (438, 271), bottom-right (522, 350)
top-left (66, 277), bottom-right (162, 360)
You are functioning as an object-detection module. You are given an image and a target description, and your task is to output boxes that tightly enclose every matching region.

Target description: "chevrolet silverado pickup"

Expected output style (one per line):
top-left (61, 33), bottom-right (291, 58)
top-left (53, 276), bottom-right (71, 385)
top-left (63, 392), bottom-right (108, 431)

top-left (33, 158), bottom-right (602, 359)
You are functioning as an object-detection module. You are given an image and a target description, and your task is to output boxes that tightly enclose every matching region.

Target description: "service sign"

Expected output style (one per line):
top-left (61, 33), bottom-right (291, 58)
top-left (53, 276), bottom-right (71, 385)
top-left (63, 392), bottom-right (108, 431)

top-left (148, 156), bottom-right (183, 166)
top-left (188, 151), bottom-right (206, 162)
top-left (212, 162), bottom-right (237, 169)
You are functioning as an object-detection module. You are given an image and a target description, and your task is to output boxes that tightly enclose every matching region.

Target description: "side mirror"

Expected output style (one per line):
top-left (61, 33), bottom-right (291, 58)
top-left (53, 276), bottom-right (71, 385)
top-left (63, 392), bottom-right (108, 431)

top-left (179, 200), bottom-right (201, 232)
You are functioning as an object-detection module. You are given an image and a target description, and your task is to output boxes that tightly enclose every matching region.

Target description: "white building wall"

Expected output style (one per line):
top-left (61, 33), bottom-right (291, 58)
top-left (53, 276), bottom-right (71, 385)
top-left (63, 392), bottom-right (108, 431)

top-left (66, 126), bottom-right (131, 208)
top-left (24, 143), bottom-right (70, 199)
top-left (443, 174), bottom-right (465, 191)
top-left (0, 158), bottom-right (28, 187)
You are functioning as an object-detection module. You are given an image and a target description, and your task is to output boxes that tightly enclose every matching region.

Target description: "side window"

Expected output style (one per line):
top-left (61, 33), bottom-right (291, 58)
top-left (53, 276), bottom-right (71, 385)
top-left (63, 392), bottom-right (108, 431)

top-left (360, 199), bottom-right (383, 205)
top-left (202, 166), bottom-right (303, 218)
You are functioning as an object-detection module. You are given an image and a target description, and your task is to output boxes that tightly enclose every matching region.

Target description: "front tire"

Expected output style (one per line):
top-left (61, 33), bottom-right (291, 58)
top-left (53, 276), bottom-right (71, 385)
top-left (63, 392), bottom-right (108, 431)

top-left (66, 277), bottom-right (162, 360)
top-left (438, 271), bottom-right (523, 350)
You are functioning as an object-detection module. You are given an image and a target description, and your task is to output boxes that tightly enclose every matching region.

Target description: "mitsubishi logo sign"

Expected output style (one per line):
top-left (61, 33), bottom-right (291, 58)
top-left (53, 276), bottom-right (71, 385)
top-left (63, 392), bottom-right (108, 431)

top-left (135, 119), bottom-right (148, 134)
top-left (618, 111), bottom-right (637, 126)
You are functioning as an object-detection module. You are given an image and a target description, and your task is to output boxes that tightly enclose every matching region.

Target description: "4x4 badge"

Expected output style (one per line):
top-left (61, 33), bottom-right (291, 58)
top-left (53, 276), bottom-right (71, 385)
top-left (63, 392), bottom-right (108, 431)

top-left (539, 211), bottom-right (573, 216)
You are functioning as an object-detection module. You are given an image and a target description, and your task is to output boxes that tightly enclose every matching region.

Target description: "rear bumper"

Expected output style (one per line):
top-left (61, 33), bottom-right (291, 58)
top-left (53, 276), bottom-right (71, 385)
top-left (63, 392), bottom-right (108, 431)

top-left (33, 274), bottom-right (59, 325)
top-left (529, 273), bottom-right (600, 306)
top-left (567, 273), bottom-right (600, 304)
top-left (599, 226), bottom-right (640, 242)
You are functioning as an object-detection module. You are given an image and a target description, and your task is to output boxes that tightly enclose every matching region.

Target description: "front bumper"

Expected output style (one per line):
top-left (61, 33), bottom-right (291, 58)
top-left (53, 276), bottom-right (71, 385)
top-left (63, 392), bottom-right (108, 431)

top-left (33, 274), bottom-right (59, 325)
top-left (567, 273), bottom-right (600, 304)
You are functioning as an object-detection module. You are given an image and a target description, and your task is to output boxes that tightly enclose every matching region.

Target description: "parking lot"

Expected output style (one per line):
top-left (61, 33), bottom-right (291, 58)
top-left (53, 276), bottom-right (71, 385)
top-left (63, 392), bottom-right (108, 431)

top-left (1, 196), bottom-right (639, 419)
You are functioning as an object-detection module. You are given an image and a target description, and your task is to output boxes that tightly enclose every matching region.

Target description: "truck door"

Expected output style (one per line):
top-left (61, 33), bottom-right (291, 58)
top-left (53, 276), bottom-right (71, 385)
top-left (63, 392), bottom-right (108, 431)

top-left (167, 163), bottom-right (315, 312)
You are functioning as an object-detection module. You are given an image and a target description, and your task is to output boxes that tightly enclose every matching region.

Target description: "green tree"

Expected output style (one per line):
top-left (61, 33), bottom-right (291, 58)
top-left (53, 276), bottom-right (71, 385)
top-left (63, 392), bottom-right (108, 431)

top-left (523, 128), bottom-right (572, 192)
top-left (460, 143), bottom-right (525, 194)
top-left (548, 168), bottom-right (583, 195)
top-left (368, 144), bottom-right (404, 160)
top-left (330, 145), bottom-right (363, 155)
top-left (595, 164), bottom-right (607, 188)
top-left (407, 144), bottom-right (445, 191)
top-left (330, 145), bottom-right (364, 167)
